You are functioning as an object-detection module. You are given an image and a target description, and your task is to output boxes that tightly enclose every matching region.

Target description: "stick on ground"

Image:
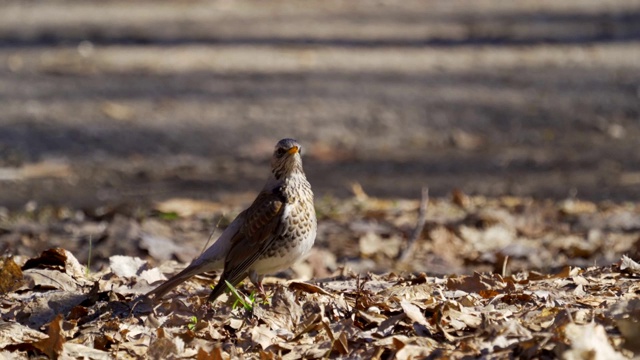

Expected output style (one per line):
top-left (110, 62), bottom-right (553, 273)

top-left (398, 187), bottom-right (429, 262)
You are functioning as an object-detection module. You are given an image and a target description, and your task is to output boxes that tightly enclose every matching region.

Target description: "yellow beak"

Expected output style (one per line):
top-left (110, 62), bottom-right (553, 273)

top-left (287, 146), bottom-right (299, 154)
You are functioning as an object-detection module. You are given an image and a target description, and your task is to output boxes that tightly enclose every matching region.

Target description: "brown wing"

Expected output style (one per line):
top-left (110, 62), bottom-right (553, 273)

top-left (234, 190), bottom-right (286, 250)
top-left (208, 189), bottom-right (286, 300)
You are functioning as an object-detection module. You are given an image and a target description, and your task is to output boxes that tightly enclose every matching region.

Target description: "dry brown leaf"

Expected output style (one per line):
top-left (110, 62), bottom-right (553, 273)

top-left (452, 189), bottom-right (472, 209)
top-left (380, 283), bottom-right (433, 301)
top-left (140, 233), bottom-right (183, 263)
top-left (357, 309), bottom-right (387, 327)
top-left (22, 248), bottom-right (86, 280)
top-left (375, 314), bottom-right (405, 338)
top-left (155, 198), bottom-right (226, 217)
top-left (0, 257), bottom-right (24, 295)
top-left (280, 342), bottom-right (332, 360)
top-left (530, 266), bottom-right (581, 281)
top-left (228, 318), bottom-right (244, 330)
top-left (101, 101), bottom-right (133, 121)
top-left (460, 224), bottom-right (515, 253)
top-left (359, 231), bottom-right (381, 257)
top-left (33, 314), bottom-right (65, 360)
top-left (560, 199), bottom-right (598, 215)
top-left (301, 248), bottom-right (337, 278)
top-left (373, 334), bottom-right (409, 348)
top-left (288, 281), bottom-right (333, 296)
top-left (319, 278), bottom-right (395, 295)
top-left (322, 320), bottom-right (349, 355)
top-left (250, 325), bottom-right (279, 350)
top-left (254, 287), bottom-right (303, 333)
top-left (559, 235), bottom-right (600, 257)
top-left (446, 272), bottom-right (512, 295)
top-left (495, 319), bottom-right (532, 338)
top-left (358, 231), bottom-right (402, 259)
top-left (292, 313), bottom-right (322, 341)
top-left (109, 255), bottom-right (148, 278)
top-left (561, 323), bottom-right (625, 360)
top-left (148, 336), bottom-right (177, 359)
top-left (616, 318), bottom-right (640, 354)
top-left (259, 349), bottom-right (277, 360)
top-left (21, 269), bottom-right (80, 292)
top-left (442, 306), bottom-right (482, 330)
top-left (620, 255), bottom-right (640, 275)
top-left (400, 300), bottom-right (428, 326)
top-left (329, 319), bottom-right (361, 343)
top-left (197, 347), bottom-right (225, 360)
top-left (396, 344), bottom-right (436, 360)
top-left (350, 182), bottom-right (368, 201)
top-left (61, 343), bottom-right (110, 360)
top-left (0, 161), bottom-right (72, 180)
top-left (0, 321), bottom-right (48, 349)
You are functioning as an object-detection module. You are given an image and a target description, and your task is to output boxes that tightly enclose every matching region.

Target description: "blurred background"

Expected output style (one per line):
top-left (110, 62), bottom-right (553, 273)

top-left (0, 0), bottom-right (639, 209)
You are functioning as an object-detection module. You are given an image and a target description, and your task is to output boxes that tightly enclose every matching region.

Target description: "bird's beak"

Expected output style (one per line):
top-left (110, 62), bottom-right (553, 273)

top-left (287, 146), bottom-right (299, 155)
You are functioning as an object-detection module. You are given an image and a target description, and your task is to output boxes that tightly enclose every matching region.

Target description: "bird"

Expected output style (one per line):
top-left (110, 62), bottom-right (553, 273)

top-left (146, 138), bottom-right (317, 302)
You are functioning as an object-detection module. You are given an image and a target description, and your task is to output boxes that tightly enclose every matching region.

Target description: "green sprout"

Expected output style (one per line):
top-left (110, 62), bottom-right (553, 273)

top-left (225, 281), bottom-right (255, 311)
top-left (187, 316), bottom-right (198, 331)
top-left (158, 211), bottom-right (180, 221)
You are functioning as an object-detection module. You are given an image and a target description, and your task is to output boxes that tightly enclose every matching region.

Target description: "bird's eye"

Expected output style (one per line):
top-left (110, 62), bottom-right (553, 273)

top-left (276, 148), bottom-right (286, 157)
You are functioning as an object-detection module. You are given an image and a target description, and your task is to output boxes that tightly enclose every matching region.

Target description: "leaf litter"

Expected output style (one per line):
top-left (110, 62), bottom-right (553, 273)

top-left (0, 191), bottom-right (639, 358)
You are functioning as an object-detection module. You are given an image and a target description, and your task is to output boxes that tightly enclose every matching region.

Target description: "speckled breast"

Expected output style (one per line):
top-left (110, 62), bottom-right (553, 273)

top-left (257, 179), bottom-right (316, 272)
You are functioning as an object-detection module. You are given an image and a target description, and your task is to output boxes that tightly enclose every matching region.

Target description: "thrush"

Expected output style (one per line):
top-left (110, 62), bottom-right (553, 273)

top-left (147, 138), bottom-right (317, 302)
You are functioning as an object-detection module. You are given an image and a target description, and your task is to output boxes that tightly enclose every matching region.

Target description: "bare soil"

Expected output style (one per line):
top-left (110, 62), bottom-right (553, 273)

top-left (0, 0), bottom-right (639, 210)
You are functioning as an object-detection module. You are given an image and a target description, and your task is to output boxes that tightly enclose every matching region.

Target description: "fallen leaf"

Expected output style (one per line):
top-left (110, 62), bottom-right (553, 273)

top-left (62, 343), bottom-right (110, 360)
top-left (250, 325), bottom-right (279, 350)
top-left (616, 318), bottom-right (640, 354)
top-left (23, 268), bottom-right (79, 293)
top-left (561, 322), bottom-right (625, 360)
top-left (101, 101), bottom-right (133, 121)
top-left (109, 256), bottom-right (149, 278)
top-left (400, 300), bottom-right (428, 326)
top-left (0, 257), bottom-right (23, 294)
top-left (34, 314), bottom-right (65, 360)
top-left (446, 272), bottom-right (511, 294)
top-left (154, 198), bottom-right (226, 217)
top-left (620, 255), bottom-right (640, 275)
top-left (0, 321), bottom-right (48, 349)
top-left (288, 281), bottom-right (333, 296)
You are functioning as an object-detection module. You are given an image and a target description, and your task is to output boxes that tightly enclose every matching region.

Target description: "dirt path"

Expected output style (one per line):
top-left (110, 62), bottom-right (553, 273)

top-left (0, 0), bottom-right (639, 208)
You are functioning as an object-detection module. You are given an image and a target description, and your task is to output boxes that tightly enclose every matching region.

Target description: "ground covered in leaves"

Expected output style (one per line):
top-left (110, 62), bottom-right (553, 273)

top-left (1, 192), bottom-right (640, 359)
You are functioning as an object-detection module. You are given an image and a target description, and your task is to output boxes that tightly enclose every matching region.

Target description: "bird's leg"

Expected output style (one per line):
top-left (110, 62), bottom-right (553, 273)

top-left (249, 270), bottom-right (266, 299)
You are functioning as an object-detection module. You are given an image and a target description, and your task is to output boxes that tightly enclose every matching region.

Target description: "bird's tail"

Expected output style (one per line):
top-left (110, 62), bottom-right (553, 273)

top-left (207, 280), bottom-right (227, 303)
top-left (146, 264), bottom-right (210, 299)
top-left (145, 208), bottom-right (239, 300)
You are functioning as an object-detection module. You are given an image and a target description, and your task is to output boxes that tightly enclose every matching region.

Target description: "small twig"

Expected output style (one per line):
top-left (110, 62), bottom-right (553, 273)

top-left (86, 235), bottom-right (93, 276)
top-left (565, 306), bottom-right (575, 324)
top-left (501, 255), bottom-right (509, 278)
top-left (398, 187), bottom-right (429, 262)
top-left (201, 216), bottom-right (224, 256)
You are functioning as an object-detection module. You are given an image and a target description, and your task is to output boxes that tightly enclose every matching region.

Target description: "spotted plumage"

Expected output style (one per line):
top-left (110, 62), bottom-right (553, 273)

top-left (146, 138), bottom-right (317, 302)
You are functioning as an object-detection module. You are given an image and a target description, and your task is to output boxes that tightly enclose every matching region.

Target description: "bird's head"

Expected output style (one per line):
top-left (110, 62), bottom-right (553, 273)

top-left (271, 138), bottom-right (304, 180)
